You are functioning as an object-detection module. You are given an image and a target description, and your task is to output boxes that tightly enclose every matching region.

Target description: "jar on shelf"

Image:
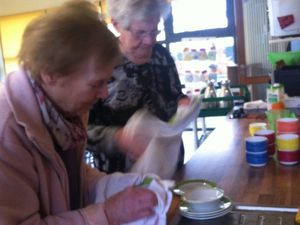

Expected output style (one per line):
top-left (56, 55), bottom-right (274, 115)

top-left (184, 70), bottom-right (193, 82)
top-left (183, 47), bottom-right (192, 61)
top-left (191, 49), bottom-right (200, 60)
top-left (199, 48), bottom-right (208, 60)
top-left (208, 44), bottom-right (217, 60)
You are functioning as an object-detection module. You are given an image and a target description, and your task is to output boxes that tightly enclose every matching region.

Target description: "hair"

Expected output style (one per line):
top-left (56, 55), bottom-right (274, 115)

top-left (106, 0), bottom-right (171, 29)
top-left (18, 0), bottom-right (120, 80)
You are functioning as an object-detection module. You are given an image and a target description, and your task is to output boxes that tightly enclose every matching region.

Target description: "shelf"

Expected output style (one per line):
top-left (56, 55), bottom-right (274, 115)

top-left (199, 84), bottom-right (250, 117)
top-left (199, 107), bottom-right (233, 117)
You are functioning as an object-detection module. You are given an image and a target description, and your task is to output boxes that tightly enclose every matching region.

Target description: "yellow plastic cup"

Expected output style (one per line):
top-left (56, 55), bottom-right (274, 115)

top-left (277, 134), bottom-right (299, 151)
top-left (249, 122), bottom-right (267, 136)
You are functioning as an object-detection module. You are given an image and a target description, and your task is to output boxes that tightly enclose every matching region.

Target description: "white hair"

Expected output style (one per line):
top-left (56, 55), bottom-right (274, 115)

top-left (106, 0), bottom-right (171, 29)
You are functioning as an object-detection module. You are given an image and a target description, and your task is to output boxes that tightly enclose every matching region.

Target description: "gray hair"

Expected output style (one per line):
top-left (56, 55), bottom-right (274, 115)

top-left (106, 0), bottom-right (171, 29)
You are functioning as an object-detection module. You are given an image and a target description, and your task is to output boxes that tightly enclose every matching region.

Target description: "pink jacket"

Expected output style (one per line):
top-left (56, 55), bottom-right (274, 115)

top-left (0, 69), bottom-right (145, 225)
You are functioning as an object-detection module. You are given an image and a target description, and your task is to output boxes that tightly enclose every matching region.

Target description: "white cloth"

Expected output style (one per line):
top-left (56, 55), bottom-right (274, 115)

top-left (127, 96), bottom-right (201, 179)
top-left (94, 173), bottom-right (173, 225)
top-left (123, 178), bottom-right (173, 225)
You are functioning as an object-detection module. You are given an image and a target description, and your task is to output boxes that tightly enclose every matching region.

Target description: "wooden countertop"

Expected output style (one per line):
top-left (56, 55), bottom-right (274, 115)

top-left (168, 117), bottom-right (300, 224)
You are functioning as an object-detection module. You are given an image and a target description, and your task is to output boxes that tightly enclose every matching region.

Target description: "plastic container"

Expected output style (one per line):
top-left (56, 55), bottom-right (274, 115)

top-left (266, 83), bottom-right (285, 111)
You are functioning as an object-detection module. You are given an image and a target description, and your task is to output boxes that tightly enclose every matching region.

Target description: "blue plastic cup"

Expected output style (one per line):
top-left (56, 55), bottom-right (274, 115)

top-left (246, 151), bottom-right (268, 167)
top-left (245, 136), bottom-right (268, 153)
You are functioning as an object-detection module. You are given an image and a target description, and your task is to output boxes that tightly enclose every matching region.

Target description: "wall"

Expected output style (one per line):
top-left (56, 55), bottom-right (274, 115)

top-left (0, 0), bottom-right (99, 77)
top-left (242, 0), bottom-right (288, 100)
top-left (0, 0), bottom-right (75, 16)
top-left (0, 40), bottom-right (4, 82)
top-left (0, 11), bottom-right (44, 74)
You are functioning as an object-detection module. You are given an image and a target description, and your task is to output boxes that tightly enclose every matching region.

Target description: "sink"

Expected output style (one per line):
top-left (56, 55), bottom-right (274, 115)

top-left (171, 204), bottom-right (298, 225)
top-left (230, 204), bottom-right (297, 225)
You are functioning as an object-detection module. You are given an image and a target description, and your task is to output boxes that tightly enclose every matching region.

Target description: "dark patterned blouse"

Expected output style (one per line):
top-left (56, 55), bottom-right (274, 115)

top-left (87, 43), bottom-right (185, 173)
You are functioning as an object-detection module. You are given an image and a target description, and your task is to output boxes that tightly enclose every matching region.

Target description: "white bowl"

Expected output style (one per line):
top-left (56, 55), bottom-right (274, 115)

top-left (182, 187), bottom-right (224, 212)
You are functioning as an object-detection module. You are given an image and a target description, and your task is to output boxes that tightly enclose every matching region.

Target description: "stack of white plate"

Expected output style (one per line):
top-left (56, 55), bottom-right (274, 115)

top-left (173, 179), bottom-right (233, 220)
top-left (179, 195), bottom-right (233, 220)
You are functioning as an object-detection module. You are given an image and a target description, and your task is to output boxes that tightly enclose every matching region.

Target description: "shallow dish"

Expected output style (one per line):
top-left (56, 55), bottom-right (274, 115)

top-left (182, 187), bottom-right (224, 212)
top-left (172, 179), bottom-right (216, 196)
top-left (179, 195), bottom-right (233, 220)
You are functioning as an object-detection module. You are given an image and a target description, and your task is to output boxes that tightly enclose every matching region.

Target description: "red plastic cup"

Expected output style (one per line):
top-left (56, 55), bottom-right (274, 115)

top-left (277, 118), bottom-right (299, 134)
top-left (254, 129), bottom-right (275, 143)
top-left (277, 150), bottom-right (300, 166)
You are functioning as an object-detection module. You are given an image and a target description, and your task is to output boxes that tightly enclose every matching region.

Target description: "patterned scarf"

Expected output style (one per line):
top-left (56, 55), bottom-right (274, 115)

top-left (30, 78), bottom-right (87, 152)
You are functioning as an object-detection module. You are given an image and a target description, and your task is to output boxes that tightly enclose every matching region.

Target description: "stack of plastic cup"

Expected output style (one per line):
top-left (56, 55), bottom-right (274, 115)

top-left (276, 118), bottom-right (300, 165)
top-left (254, 129), bottom-right (276, 157)
top-left (245, 136), bottom-right (268, 167)
top-left (276, 133), bottom-right (299, 165)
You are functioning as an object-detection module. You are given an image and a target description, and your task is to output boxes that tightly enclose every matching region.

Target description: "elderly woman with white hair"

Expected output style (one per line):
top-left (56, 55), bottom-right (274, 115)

top-left (88, 0), bottom-right (190, 174)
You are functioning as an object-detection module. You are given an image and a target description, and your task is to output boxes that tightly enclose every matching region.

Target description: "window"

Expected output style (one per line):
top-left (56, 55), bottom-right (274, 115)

top-left (162, 0), bottom-right (236, 94)
top-left (156, 18), bottom-right (166, 41)
top-left (171, 0), bottom-right (228, 33)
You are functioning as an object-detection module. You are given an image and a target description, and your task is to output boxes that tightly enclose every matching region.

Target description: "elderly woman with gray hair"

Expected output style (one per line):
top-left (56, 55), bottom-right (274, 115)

top-left (88, 0), bottom-right (190, 174)
top-left (0, 1), bottom-right (172, 225)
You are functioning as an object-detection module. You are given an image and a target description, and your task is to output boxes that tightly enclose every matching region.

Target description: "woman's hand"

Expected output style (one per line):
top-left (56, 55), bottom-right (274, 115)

top-left (115, 127), bottom-right (151, 161)
top-left (178, 96), bottom-right (191, 106)
top-left (104, 186), bottom-right (157, 225)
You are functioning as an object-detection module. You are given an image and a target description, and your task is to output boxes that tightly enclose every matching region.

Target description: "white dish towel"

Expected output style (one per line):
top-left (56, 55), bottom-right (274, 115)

top-left (126, 96), bottom-right (201, 179)
top-left (122, 177), bottom-right (173, 225)
top-left (95, 173), bottom-right (173, 225)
